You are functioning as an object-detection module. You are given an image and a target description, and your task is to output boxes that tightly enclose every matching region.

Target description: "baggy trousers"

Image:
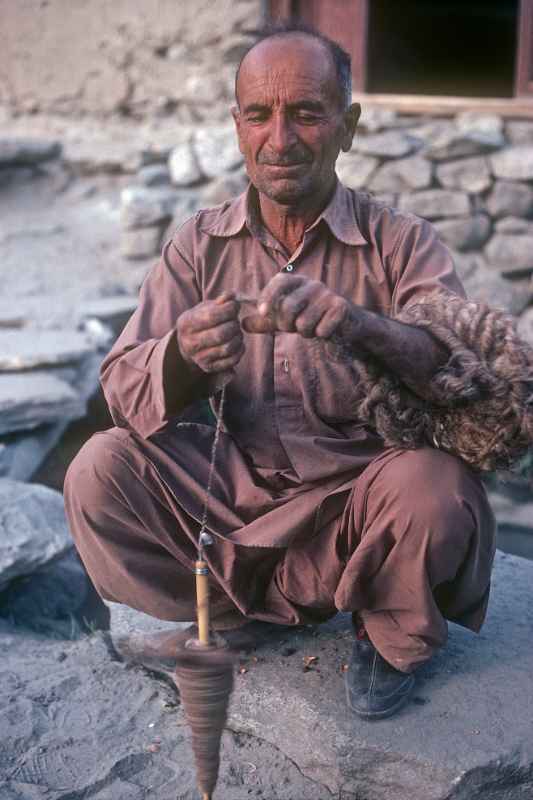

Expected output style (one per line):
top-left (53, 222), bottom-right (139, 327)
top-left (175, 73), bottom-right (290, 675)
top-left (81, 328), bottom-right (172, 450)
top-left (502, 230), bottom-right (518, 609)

top-left (64, 425), bottom-right (496, 673)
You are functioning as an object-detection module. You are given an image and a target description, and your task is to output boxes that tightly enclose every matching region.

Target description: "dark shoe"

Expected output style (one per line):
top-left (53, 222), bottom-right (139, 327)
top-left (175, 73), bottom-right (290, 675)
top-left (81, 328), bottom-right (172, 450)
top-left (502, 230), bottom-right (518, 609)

top-left (345, 629), bottom-right (415, 719)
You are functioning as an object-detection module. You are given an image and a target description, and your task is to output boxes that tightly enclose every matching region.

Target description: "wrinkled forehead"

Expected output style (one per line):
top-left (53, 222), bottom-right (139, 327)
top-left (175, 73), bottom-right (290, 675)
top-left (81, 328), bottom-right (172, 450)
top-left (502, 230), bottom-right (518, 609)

top-left (236, 35), bottom-right (338, 106)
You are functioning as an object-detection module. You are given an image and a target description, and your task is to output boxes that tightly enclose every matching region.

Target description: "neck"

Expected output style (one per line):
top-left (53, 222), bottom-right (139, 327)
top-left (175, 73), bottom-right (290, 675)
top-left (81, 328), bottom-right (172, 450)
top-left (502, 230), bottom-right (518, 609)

top-left (258, 180), bottom-right (336, 255)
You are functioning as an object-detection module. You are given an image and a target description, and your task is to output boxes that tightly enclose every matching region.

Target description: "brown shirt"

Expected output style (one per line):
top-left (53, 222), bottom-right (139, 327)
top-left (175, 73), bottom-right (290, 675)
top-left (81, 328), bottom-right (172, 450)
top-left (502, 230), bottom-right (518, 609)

top-left (101, 181), bottom-right (464, 485)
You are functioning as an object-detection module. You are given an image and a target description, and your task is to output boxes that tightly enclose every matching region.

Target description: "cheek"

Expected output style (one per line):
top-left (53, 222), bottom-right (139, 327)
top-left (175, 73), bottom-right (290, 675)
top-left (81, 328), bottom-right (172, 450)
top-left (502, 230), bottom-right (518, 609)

top-left (300, 130), bottom-right (338, 161)
top-left (239, 129), bottom-right (264, 160)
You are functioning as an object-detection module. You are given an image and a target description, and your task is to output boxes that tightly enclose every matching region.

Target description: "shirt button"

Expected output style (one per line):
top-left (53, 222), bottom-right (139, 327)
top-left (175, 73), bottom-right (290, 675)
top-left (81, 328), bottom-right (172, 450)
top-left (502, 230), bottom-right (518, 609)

top-left (285, 263), bottom-right (294, 272)
top-left (282, 358), bottom-right (289, 372)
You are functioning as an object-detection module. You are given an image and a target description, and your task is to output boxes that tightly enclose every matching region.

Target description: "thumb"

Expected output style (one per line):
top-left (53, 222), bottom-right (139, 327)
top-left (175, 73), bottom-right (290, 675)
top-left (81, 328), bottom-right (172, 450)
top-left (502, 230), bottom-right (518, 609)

top-left (241, 313), bottom-right (277, 334)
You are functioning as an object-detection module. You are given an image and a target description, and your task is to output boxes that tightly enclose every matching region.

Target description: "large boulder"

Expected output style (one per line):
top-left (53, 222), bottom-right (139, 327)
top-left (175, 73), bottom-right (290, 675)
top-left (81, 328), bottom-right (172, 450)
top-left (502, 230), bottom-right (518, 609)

top-left (0, 480), bottom-right (72, 591)
top-left (87, 550), bottom-right (533, 800)
top-left (229, 551), bottom-right (533, 800)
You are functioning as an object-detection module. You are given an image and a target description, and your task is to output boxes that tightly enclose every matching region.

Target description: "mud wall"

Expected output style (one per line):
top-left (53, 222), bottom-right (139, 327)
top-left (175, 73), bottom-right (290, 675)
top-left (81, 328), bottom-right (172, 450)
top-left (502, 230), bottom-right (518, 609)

top-left (0, 0), bottom-right (262, 121)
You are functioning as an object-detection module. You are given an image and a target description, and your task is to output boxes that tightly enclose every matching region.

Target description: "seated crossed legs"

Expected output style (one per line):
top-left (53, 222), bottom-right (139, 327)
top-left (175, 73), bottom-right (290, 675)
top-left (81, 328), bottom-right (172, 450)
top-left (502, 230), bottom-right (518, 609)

top-left (64, 424), bottom-right (495, 719)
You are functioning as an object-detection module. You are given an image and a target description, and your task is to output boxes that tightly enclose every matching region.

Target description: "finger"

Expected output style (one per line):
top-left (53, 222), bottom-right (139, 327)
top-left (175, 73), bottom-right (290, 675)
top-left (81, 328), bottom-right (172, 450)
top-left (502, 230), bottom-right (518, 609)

top-left (315, 302), bottom-right (348, 339)
top-left (208, 353), bottom-right (244, 373)
top-left (275, 283), bottom-right (320, 331)
top-left (241, 313), bottom-right (277, 334)
top-left (196, 335), bottom-right (244, 364)
top-left (199, 343), bottom-right (245, 372)
top-left (188, 321), bottom-right (242, 353)
top-left (294, 302), bottom-right (329, 338)
top-left (186, 300), bottom-right (239, 332)
top-left (257, 274), bottom-right (307, 316)
top-left (216, 290), bottom-right (236, 305)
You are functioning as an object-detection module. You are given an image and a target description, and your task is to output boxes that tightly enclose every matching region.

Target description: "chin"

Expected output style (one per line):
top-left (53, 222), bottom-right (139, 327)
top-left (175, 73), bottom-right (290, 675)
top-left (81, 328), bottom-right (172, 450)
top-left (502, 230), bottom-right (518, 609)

top-left (258, 178), bottom-right (310, 206)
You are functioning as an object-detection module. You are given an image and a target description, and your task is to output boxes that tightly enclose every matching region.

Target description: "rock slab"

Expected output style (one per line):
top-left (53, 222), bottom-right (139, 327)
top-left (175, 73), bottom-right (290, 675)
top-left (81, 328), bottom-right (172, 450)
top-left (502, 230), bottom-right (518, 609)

top-left (0, 372), bottom-right (86, 435)
top-left (0, 137), bottom-right (61, 166)
top-left (95, 552), bottom-right (533, 800)
top-left (229, 551), bottom-right (533, 800)
top-left (0, 329), bottom-right (93, 371)
top-left (0, 479), bottom-right (72, 591)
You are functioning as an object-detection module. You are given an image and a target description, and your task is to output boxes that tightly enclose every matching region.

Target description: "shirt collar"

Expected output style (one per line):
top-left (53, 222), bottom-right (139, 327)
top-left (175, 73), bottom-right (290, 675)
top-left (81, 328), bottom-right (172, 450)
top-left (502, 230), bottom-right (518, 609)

top-left (200, 179), bottom-right (367, 246)
top-left (316, 179), bottom-right (367, 245)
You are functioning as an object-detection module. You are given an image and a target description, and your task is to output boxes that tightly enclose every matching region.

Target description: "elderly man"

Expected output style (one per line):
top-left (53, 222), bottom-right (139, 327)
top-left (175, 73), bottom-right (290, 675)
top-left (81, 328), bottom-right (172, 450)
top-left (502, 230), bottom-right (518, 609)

top-left (65, 25), bottom-right (495, 719)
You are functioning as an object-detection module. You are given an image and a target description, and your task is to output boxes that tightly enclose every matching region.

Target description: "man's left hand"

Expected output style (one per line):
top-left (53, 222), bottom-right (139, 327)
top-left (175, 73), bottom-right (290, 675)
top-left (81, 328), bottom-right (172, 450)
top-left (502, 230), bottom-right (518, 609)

top-left (241, 274), bottom-right (351, 339)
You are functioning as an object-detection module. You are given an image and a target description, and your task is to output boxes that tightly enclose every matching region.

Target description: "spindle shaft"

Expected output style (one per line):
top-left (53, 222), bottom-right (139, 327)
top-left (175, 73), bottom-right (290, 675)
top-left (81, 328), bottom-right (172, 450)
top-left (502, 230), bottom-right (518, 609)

top-left (195, 560), bottom-right (211, 645)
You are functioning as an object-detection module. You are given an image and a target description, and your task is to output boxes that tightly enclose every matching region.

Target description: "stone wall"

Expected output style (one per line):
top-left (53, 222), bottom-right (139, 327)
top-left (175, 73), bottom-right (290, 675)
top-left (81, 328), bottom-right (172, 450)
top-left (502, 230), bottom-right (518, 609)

top-left (0, 0), bottom-right (262, 121)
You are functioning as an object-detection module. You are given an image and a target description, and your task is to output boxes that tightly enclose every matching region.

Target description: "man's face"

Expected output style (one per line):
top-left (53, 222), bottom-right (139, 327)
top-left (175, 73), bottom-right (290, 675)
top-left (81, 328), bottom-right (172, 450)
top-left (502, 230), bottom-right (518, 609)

top-left (232, 36), bottom-right (360, 208)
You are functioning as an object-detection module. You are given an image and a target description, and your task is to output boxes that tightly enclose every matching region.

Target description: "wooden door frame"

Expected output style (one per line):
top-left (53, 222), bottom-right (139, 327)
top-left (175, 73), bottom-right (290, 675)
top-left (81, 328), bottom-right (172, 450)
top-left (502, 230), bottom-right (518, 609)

top-left (516, 0), bottom-right (533, 96)
top-left (267, 0), bottom-right (533, 100)
top-left (264, 0), bottom-right (369, 92)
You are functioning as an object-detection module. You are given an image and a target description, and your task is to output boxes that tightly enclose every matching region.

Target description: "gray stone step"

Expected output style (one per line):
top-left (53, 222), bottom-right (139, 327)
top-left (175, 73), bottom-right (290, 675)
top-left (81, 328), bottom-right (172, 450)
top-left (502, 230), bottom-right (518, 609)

top-left (102, 550), bottom-right (533, 798)
top-left (0, 371), bottom-right (85, 435)
top-left (0, 329), bottom-right (94, 371)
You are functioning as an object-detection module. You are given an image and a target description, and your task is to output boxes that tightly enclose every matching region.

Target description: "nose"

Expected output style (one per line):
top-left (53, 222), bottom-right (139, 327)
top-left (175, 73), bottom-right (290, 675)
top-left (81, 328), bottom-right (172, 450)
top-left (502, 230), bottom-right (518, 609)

top-left (268, 111), bottom-right (297, 154)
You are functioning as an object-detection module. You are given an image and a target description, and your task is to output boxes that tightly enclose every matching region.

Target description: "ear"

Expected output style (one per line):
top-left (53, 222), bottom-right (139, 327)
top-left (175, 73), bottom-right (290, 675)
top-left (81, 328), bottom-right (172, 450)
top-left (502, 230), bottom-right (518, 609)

top-left (340, 103), bottom-right (361, 153)
top-left (231, 106), bottom-right (245, 155)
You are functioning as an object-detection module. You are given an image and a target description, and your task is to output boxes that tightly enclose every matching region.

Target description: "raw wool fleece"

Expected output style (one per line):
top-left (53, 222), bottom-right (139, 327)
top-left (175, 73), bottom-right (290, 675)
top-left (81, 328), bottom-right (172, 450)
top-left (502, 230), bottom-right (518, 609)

top-left (353, 291), bottom-right (533, 472)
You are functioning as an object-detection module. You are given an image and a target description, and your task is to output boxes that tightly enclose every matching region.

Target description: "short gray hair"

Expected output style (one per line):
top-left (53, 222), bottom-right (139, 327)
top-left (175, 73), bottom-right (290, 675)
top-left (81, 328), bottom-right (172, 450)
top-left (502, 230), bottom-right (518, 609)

top-left (235, 23), bottom-right (353, 110)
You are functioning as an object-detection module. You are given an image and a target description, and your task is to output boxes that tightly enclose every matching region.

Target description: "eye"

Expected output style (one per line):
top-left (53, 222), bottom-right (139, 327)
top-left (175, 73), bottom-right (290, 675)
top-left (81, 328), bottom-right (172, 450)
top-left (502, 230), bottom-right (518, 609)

top-left (294, 111), bottom-right (321, 124)
top-left (245, 111), bottom-right (269, 124)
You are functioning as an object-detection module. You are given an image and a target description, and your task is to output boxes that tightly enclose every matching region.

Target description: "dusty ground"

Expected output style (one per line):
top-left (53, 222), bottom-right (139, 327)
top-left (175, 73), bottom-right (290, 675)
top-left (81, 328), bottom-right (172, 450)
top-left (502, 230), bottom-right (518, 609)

top-left (0, 621), bottom-right (346, 800)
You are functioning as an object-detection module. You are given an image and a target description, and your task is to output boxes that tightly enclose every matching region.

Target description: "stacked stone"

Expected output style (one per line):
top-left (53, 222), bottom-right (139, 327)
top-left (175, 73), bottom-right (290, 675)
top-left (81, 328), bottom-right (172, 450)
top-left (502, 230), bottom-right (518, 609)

top-left (120, 124), bottom-right (247, 260)
top-left (0, 0), bottom-right (261, 121)
top-left (337, 109), bottom-right (533, 325)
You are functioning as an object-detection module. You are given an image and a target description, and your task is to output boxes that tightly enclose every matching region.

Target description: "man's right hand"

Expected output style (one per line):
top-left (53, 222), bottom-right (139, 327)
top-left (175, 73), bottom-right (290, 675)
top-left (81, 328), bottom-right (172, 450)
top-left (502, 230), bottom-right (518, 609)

top-left (176, 292), bottom-right (244, 375)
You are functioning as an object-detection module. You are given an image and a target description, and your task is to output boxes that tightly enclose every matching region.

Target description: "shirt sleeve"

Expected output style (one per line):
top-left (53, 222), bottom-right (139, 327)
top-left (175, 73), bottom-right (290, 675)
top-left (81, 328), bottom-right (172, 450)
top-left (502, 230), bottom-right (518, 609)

top-left (100, 225), bottom-right (207, 438)
top-left (389, 215), bottom-right (466, 315)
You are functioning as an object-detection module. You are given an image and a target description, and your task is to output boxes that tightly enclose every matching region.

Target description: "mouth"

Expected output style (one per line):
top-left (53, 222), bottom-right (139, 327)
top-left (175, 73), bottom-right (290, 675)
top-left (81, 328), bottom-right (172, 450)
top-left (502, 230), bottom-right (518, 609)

top-left (262, 162), bottom-right (308, 171)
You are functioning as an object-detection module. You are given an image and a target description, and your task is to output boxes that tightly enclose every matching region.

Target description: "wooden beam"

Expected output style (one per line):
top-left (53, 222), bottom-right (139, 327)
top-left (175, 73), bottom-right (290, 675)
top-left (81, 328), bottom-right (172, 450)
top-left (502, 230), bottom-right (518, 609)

top-left (351, 92), bottom-right (533, 119)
